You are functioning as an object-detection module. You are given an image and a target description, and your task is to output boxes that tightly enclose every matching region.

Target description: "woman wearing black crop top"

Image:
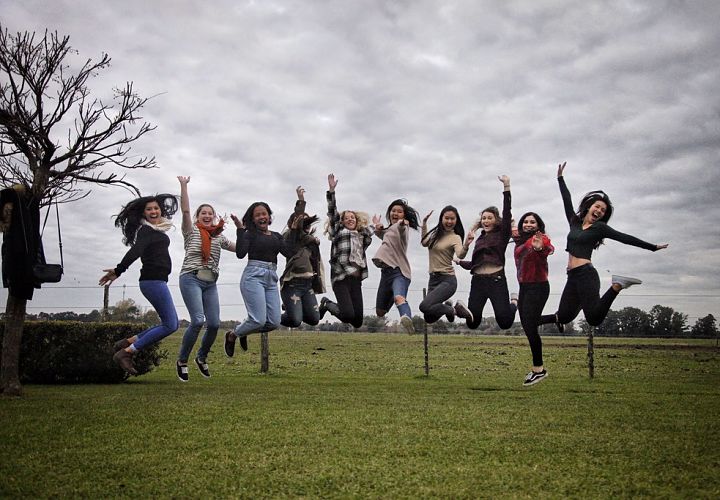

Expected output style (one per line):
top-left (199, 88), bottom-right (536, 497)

top-left (224, 201), bottom-right (293, 357)
top-left (539, 162), bottom-right (668, 330)
top-left (100, 194), bottom-right (180, 376)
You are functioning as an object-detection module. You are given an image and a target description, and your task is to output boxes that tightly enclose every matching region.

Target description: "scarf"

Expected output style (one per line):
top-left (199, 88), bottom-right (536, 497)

top-left (141, 217), bottom-right (174, 232)
top-left (196, 219), bottom-right (225, 265)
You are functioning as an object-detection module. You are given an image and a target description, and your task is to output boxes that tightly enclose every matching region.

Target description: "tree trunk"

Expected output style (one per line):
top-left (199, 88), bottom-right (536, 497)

top-left (1, 293), bottom-right (26, 396)
top-left (260, 332), bottom-right (269, 373)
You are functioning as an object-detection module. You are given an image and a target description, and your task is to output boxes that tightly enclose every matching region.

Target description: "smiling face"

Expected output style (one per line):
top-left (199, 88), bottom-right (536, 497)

top-left (253, 205), bottom-right (270, 232)
top-left (442, 210), bottom-right (457, 231)
top-left (389, 205), bottom-right (405, 225)
top-left (584, 200), bottom-right (607, 226)
top-left (480, 211), bottom-right (498, 231)
top-left (341, 211), bottom-right (357, 231)
top-left (195, 204), bottom-right (216, 227)
top-left (522, 215), bottom-right (538, 233)
top-left (143, 201), bottom-right (162, 224)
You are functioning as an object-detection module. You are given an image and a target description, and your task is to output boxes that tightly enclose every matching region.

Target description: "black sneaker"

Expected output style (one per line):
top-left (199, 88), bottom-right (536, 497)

top-left (318, 297), bottom-right (329, 320)
top-left (523, 369), bottom-right (548, 386)
top-left (194, 357), bottom-right (211, 378)
top-left (444, 301), bottom-right (455, 322)
top-left (239, 334), bottom-right (248, 352)
top-left (176, 361), bottom-right (189, 382)
top-left (224, 331), bottom-right (236, 358)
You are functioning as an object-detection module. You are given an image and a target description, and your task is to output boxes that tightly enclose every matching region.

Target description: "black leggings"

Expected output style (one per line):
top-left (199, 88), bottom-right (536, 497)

top-left (419, 273), bottom-right (457, 324)
top-left (466, 272), bottom-right (517, 330)
top-left (519, 282), bottom-right (549, 367)
top-left (326, 276), bottom-right (364, 328)
top-left (539, 263), bottom-right (618, 327)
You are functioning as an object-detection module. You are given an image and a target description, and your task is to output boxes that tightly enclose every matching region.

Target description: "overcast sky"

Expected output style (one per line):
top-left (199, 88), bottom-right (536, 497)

top-left (2, 0), bottom-right (719, 326)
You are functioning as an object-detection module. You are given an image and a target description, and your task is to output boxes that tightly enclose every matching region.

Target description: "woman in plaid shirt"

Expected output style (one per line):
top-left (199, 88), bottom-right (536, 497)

top-left (318, 174), bottom-right (373, 328)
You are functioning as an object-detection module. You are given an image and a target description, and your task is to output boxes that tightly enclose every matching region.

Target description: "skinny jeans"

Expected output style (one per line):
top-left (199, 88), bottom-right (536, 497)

top-left (466, 271), bottom-right (517, 330)
top-left (177, 272), bottom-right (220, 363)
top-left (539, 263), bottom-right (618, 327)
top-left (518, 281), bottom-right (549, 367)
top-left (133, 280), bottom-right (179, 351)
top-left (281, 278), bottom-right (320, 328)
top-left (233, 260), bottom-right (281, 337)
top-left (419, 273), bottom-right (456, 324)
top-left (327, 276), bottom-right (365, 328)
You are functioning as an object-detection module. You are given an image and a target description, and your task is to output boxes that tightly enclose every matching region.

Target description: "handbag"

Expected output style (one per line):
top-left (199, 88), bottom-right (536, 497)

top-left (21, 199), bottom-right (64, 283)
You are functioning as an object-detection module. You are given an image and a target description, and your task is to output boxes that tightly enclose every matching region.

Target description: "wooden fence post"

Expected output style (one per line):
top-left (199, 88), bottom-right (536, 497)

top-left (587, 328), bottom-right (595, 379)
top-left (260, 332), bottom-right (269, 373)
top-left (423, 288), bottom-right (429, 376)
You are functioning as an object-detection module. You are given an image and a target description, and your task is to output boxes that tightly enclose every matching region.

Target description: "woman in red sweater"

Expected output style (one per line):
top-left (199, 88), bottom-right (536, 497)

top-left (513, 212), bottom-right (554, 386)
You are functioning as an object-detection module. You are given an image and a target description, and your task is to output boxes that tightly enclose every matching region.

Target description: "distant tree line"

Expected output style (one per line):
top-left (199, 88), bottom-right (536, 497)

top-left (5, 301), bottom-right (717, 340)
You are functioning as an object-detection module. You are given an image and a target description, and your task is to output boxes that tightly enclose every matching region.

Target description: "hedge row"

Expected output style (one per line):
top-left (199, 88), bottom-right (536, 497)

top-left (0, 321), bottom-right (167, 383)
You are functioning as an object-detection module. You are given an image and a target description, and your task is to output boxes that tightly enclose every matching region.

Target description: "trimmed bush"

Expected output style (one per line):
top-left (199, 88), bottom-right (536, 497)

top-left (0, 321), bottom-right (168, 383)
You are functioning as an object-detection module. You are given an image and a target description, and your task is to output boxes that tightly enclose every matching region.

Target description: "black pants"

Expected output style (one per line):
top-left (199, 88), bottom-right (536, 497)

top-left (419, 273), bottom-right (456, 324)
top-left (280, 278), bottom-right (320, 328)
top-left (539, 263), bottom-right (618, 327)
top-left (519, 282), bottom-right (549, 367)
top-left (467, 272), bottom-right (517, 330)
top-left (326, 276), bottom-right (364, 328)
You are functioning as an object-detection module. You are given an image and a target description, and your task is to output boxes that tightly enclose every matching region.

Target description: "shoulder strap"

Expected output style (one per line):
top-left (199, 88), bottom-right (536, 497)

top-left (38, 199), bottom-right (64, 268)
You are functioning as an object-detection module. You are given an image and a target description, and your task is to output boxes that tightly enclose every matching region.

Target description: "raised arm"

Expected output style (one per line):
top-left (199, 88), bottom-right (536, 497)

top-left (498, 175), bottom-right (512, 239)
top-left (556, 162), bottom-right (575, 223)
top-left (420, 210), bottom-right (433, 247)
top-left (326, 174), bottom-right (340, 236)
top-left (177, 176), bottom-right (193, 233)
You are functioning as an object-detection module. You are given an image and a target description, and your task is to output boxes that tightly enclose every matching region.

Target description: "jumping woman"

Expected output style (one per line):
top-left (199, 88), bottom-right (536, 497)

top-left (372, 198), bottom-right (420, 334)
top-left (224, 201), bottom-right (293, 357)
top-left (279, 186), bottom-right (324, 329)
top-left (456, 175), bottom-right (517, 330)
top-left (100, 194), bottom-right (179, 376)
top-left (513, 212), bottom-right (554, 386)
top-left (318, 174), bottom-right (373, 329)
top-left (418, 206), bottom-right (468, 324)
top-left (175, 176), bottom-right (236, 382)
top-left (538, 162), bottom-right (668, 331)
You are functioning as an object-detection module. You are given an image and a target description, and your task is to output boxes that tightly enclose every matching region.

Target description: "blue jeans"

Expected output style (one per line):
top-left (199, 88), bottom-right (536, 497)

top-left (178, 272), bottom-right (220, 363)
top-left (133, 280), bottom-right (179, 351)
top-left (233, 260), bottom-right (281, 337)
top-left (281, 278), bottom-right (320, 328)
top-left (376, 267), bottom-right (412, 318)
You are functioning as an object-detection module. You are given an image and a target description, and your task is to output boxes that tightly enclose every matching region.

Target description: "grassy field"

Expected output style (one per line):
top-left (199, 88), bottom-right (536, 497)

top-left (1, 332), bottom-right (718, 499)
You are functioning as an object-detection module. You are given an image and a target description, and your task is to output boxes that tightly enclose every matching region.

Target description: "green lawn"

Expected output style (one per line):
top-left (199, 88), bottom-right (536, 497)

top-left (1, 333), bottom-right (718, 499)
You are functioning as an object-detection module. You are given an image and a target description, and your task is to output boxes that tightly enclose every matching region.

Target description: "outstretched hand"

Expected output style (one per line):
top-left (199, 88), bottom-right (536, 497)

top-left (423, 210), bottom-right (434, 225)
top-left (296, 186), bottom-right (305, 201)
top-left (177, 176), bottom-right (190, 185)
top-left (328, 174), bottom-right (338, 192)
top-left (532, 232), bottom-right (544, 250)
top-left (230, 213), bottom-right (244, 229)
top-left (557, 162), bottom-right (566, 177)
top-left (99, 269), bottom-right (117, 286)
top-left (372, 214), bottom-right (382, 227)
top-left (465, 228), bottom-right (476, 246)
top-left (656, 243), bottom-right (669, 250)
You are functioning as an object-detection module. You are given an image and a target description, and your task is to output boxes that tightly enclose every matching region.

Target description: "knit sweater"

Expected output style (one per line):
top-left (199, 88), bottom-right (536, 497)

top-left (373, 222), bottom-right (412, 279)
top-left (421, 229), bottom-right (467, 275)
top-left (115, 225), bottom-right (171, 282)
top-left (457, 190), bottom-right (512, 272)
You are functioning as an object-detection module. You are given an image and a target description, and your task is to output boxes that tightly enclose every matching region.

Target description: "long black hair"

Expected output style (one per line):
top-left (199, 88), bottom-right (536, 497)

top-left (575, 190), bottom-right (613, 248)
top-left (115, 194), bottom-right (178, 246)
top-left (242, 202), bottom-right (273, 232)
top-left (385, 198), bottom-right (419, 230)
top-left (421, 205), bottom-right (465, 249)
top-left (515, 211), bottom-right (546, 245)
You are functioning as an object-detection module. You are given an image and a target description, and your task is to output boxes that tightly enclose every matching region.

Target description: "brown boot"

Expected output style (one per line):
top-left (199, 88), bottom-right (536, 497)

top-left (113, 338), bottom-right (131, 351)
top-left (113, 349), bottom-right (138, 375)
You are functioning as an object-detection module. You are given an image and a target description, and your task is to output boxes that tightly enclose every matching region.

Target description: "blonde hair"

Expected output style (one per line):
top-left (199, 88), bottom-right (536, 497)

top-left (324, 210), bottom-right (370, 239)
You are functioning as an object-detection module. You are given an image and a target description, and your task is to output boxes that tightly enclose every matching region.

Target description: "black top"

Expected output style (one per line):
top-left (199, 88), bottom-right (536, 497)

top-left (115, 225), bottom-right (172, 281)
top-left (559, 176), bottom-right (657, 259)
top-left (236, 229), bottom-right (292, 263)
top-left (462, 190), bottom-right (512, 270)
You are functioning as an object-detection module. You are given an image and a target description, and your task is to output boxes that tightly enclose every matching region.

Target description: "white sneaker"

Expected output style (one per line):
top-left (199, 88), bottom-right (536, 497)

top-left (454, 300), bottom-right (474, 323)
top-left (400, 315), bottom-right (415, 335)
top-left (612, 275), bottom-right (642, 289)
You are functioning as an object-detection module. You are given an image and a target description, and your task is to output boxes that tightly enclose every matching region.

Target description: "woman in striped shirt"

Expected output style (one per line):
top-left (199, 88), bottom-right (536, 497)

top-left (175, 176), bottom-right (236, 382)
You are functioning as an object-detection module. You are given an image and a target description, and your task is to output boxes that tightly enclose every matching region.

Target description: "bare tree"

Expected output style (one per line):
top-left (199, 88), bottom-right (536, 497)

top-left (0, 26), bottom-right (157, 395)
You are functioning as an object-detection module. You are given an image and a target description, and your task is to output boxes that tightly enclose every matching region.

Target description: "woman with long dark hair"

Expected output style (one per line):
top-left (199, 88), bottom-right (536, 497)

top-left (513, 211), bottom-right (554, 386)
top-left (372, 198), bottom-right (420, 334)
top-left (538, 162), bottom-right (668, 332)
top-left (418, 206), bottom-right (468, 324)
top-left (224, 201), bottom-right (293, 357)
top-left (455, 175), bottom-right (517, 330)
top-left (100, 194), bottom-right (179, 375)
top-left (279, 186), bottom-right (324, 329)
top-left (175, 176), bottom-right (236, 382)
top-left (318, 174), bottom-right (373, 328)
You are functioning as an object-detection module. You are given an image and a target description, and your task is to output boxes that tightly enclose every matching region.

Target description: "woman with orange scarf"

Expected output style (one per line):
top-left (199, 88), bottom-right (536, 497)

top-left (175, 176), bottom-right (237, 382)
